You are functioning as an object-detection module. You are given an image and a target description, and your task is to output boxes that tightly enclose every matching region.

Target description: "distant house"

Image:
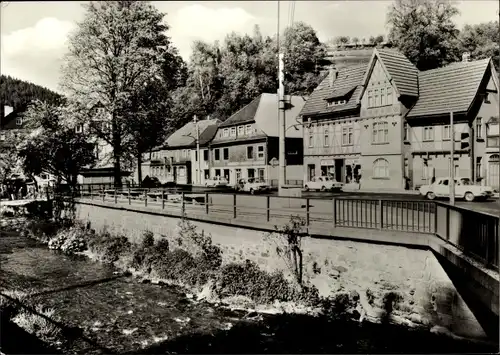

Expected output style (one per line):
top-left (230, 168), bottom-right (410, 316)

top-left (0, 104), bottom-right (29, 144)
top-left (142, 118), bottom-right (220, 185)
top-left (76, 103), bottom-right (132, 185)
top-left (209, 93), bottom-right (305, 186)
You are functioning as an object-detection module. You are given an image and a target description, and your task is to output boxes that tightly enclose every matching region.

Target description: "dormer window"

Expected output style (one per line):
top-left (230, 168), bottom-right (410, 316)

top-left (223, 128), bottom-right (229, 137)
top-left (327, 99), bottom-right (347, 107)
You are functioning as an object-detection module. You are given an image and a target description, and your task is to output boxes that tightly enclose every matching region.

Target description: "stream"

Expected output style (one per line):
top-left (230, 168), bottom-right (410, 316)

top-left (0, 220), bottom-right (497, 354)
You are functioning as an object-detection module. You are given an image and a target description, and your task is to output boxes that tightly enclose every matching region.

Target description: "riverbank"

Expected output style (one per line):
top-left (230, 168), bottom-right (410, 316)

top-left (1, 215), bottom-right (498, 353)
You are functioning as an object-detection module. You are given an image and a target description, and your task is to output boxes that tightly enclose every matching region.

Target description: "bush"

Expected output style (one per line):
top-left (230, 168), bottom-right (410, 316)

top-left (48, 225), bottom-right (89, 254)
top-left (142, 230), bottom-right (155, 248)
top-left (25, 219), bottom-right (62, 243)
top-left (87, 231), bottom-right (131, 264)
top-left (177, 220), bottom-right (222, 270)
top-left (214, 260), bottom-right (297, 304)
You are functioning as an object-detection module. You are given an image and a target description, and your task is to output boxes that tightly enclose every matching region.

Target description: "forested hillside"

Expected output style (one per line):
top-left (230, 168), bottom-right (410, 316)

top-left (0, 75), bottom-right (63, 111)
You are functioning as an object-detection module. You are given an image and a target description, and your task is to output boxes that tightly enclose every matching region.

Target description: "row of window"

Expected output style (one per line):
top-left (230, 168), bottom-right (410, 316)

top-left (211, 145), bottom-right (265, 161)
top-left (221, 124), bottom-right (253, 138)
top-left (367, 86), bottom-right (393, 108)
top-left (308, 122), bottom-right (389, 148)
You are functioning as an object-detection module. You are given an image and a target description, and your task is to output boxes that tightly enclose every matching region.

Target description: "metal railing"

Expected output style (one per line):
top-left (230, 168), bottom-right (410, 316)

top-left (65, 186), bottom-right (499, 270)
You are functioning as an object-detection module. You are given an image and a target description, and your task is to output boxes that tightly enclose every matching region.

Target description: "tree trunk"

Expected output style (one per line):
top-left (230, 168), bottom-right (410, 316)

top-left (137, 152), bottom-right (143, 187)
top-left (112, 112), bottom-right (123, 189)
top-left (113, 154), bottom-right (122, 189)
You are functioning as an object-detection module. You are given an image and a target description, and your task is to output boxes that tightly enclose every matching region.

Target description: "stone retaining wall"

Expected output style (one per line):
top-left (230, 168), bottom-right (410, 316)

top-left (75, 202), bottom-right (487, 340)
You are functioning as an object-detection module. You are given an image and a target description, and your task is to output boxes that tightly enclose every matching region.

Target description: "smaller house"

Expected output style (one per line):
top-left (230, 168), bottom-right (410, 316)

top-left (142, 118), bottom-right (220, 185)
top-left (209, 93), bottom-right (305, 186)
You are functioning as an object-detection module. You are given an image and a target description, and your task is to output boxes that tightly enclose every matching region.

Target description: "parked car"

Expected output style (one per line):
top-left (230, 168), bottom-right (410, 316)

top-left (304, 176), bottom-right (344, 192)
top-left (205, 176), bottom-right (228, 187)
top-left (419, 177), bottom-right (494, 202)
top-left (235, 178), bottom-right (270, 194)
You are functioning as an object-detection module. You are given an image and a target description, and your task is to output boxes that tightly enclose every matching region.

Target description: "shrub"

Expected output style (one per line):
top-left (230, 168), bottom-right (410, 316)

top-left (25, 219), bottom-right (62, 243)
top-left (177, 220), bottom-right (222, 270)
top-left (214, 260), bottom-right (296, 304)
top-left (87, 231), bottom-right (131, 263)
top-left (12, 305), bottom-right (61, 343)
top-left (142, 230), bottom-right (155, 248)
top-left (47, 224), bottom-right (90, 254)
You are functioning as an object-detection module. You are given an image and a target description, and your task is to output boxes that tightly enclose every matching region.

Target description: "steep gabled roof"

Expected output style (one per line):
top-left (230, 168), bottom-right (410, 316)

top-left (300, 64), bottom-right (366, 117)
top-left (359, 48), bottom-right (419, 99)
top-left (212, 93), bottom-right (305, 143)
top-left (219, 95), bottom-right (261, 128)
top-left (407, 58), bottom-right (491, 118)
top-left (165, 118), bottom-right (220, 148)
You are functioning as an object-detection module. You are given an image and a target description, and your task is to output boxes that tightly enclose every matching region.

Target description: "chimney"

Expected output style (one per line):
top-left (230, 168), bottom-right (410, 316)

top-left (462, 52), bottom-right (471, 62)
top-left (329, 65), bottom-right (338, 87)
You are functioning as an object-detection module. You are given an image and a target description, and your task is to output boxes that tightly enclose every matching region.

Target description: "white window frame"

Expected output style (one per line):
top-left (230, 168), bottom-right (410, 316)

top-left (373, 158), bottom-right (389, 178)
top-left (230, 127), bottom-right (236, 136)
top-left (374, 89), bottom-right (379, 107)
top-left (257, 145), bottom-right (264, 159)
top-left (214, 148), bottom-right (220, 161)
top-left (323, 128), bottom-right (329, 147)
top-left (223, 128), bottom-right (229, 137)
top-left (367, 90), bottom-right (373, 108)
top-left (245, 124), bottom-right (252, 135)
top-left (308, 134), bottom-right (314, 148)
top-left (76, 124), bottom-right (83, 133)
top-left (238, 126), bottom-right (244, 136)
top-left (476, 117), bottom-right (483, 139)
top-left (16, 117), bottom-right (22, 126)
top-left (387, 86), bottom-right (393, 105)
top-left (381, 88), bottom-right (386, 106)
top-left (423, 126), bottom-right (434, 141)
top-left (342, 126), bottom-right (353, 146)
top-left (442, 125), bottom-right (451, 140)
top-left (247, 146), bottom-right (254, 159)
top-left (403, 122), bottom-right (409, 141)
top-left (372, 121), bottom-right (388, 144)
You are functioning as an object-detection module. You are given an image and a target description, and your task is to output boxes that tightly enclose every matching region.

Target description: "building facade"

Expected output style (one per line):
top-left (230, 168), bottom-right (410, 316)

top-left (209, 93), bottom-right (305, 186)
top-left (302, 48), bottom-right (499, 191)
top-left (301, 65), bottom-right (366, 184)
top-left (142, 118), bottom-right (220, 185)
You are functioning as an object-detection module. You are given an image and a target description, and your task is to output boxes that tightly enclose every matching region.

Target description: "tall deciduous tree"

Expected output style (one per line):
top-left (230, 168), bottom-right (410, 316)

top-left (61, 1), bottom-right (172, 187)
top-left (281, 22), bottom-right (328, 95)
top-left (459, 21), bottom-right (499, 69)
top-left (17, 101), bottom-right (95, 192)
top-left (387, 0), bottom-right (461, 70)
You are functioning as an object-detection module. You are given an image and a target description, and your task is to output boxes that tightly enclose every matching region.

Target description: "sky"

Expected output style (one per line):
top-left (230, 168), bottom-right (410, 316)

top-left (0, 0), bottom-right (498, 93)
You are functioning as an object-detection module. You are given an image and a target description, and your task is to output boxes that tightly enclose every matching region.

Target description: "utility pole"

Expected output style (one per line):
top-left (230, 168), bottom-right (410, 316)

top-left (450, 112), bottom-right (455, 205)
top-left (278, 52), bottom-right (286, 194)
top-left (194, 115), bottom-right (201, 185)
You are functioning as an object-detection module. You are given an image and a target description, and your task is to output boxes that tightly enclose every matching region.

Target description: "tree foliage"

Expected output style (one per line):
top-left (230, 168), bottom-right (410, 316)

top-left (0, 75), bottom-right (63, 112)
top-left (171, 22), bottom-right (326, 124)
top-left (17, 101), bottom-right (96, 189)
top-left (60, 1), bottom-right (180, 187)
top-left (458, 21), bottom-right (499, 70)
top-left (387, 0), bottom-right (461, 70)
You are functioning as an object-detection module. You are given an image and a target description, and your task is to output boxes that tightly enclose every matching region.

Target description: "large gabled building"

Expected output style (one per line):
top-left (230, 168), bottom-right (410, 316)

top-left (301, 48), bottom-right (499, 192)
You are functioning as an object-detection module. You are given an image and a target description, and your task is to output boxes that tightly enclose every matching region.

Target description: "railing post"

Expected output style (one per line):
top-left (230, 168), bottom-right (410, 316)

top-left (144, 189), bottom-right (147, 207)
top-left (114, 188), bottom-right (117, 204)
top-left (332, 198), bottom-right (336, 228)
top-left (306, 198), bottom-right (310, 226)
top-left (233, 194), bottom-right (237, 219)
top-left (266, 195), bottom-right (270, 222)
top-left (102, 187), bottom-right (105, 202)
top-left (181, 191), bottom-right (185, 216)
top-left (161, 190), bottom-right (165, 209)
top-left (128, 188), bottom-right (131, 205)
top-left (378, 199), bottom-right (383, 229)
top-left (445, 206), bottom-right (450, 240)
top-left (205, 193), bottom-right (209, 214)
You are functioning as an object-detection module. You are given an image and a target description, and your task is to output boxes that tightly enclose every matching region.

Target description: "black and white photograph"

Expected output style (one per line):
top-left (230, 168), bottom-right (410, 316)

top-left (0, 0), bottom-right (499, 353)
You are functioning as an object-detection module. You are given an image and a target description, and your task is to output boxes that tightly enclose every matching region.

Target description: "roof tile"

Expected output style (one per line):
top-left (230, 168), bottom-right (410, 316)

top-left (300, 65), bottom-right (366, 117)
top-left (376, 48), bottom-right (419, 97)
top-left (407, 58), bottom-right (490, 118)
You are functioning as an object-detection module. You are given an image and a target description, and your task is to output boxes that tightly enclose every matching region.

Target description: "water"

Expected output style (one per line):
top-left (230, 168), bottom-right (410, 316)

top-left (0, 223), bottom-right (496, 354)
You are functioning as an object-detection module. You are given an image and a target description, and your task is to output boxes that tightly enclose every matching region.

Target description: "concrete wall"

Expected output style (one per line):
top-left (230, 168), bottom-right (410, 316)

top-left (75, 202), bottom-right (487, 340)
